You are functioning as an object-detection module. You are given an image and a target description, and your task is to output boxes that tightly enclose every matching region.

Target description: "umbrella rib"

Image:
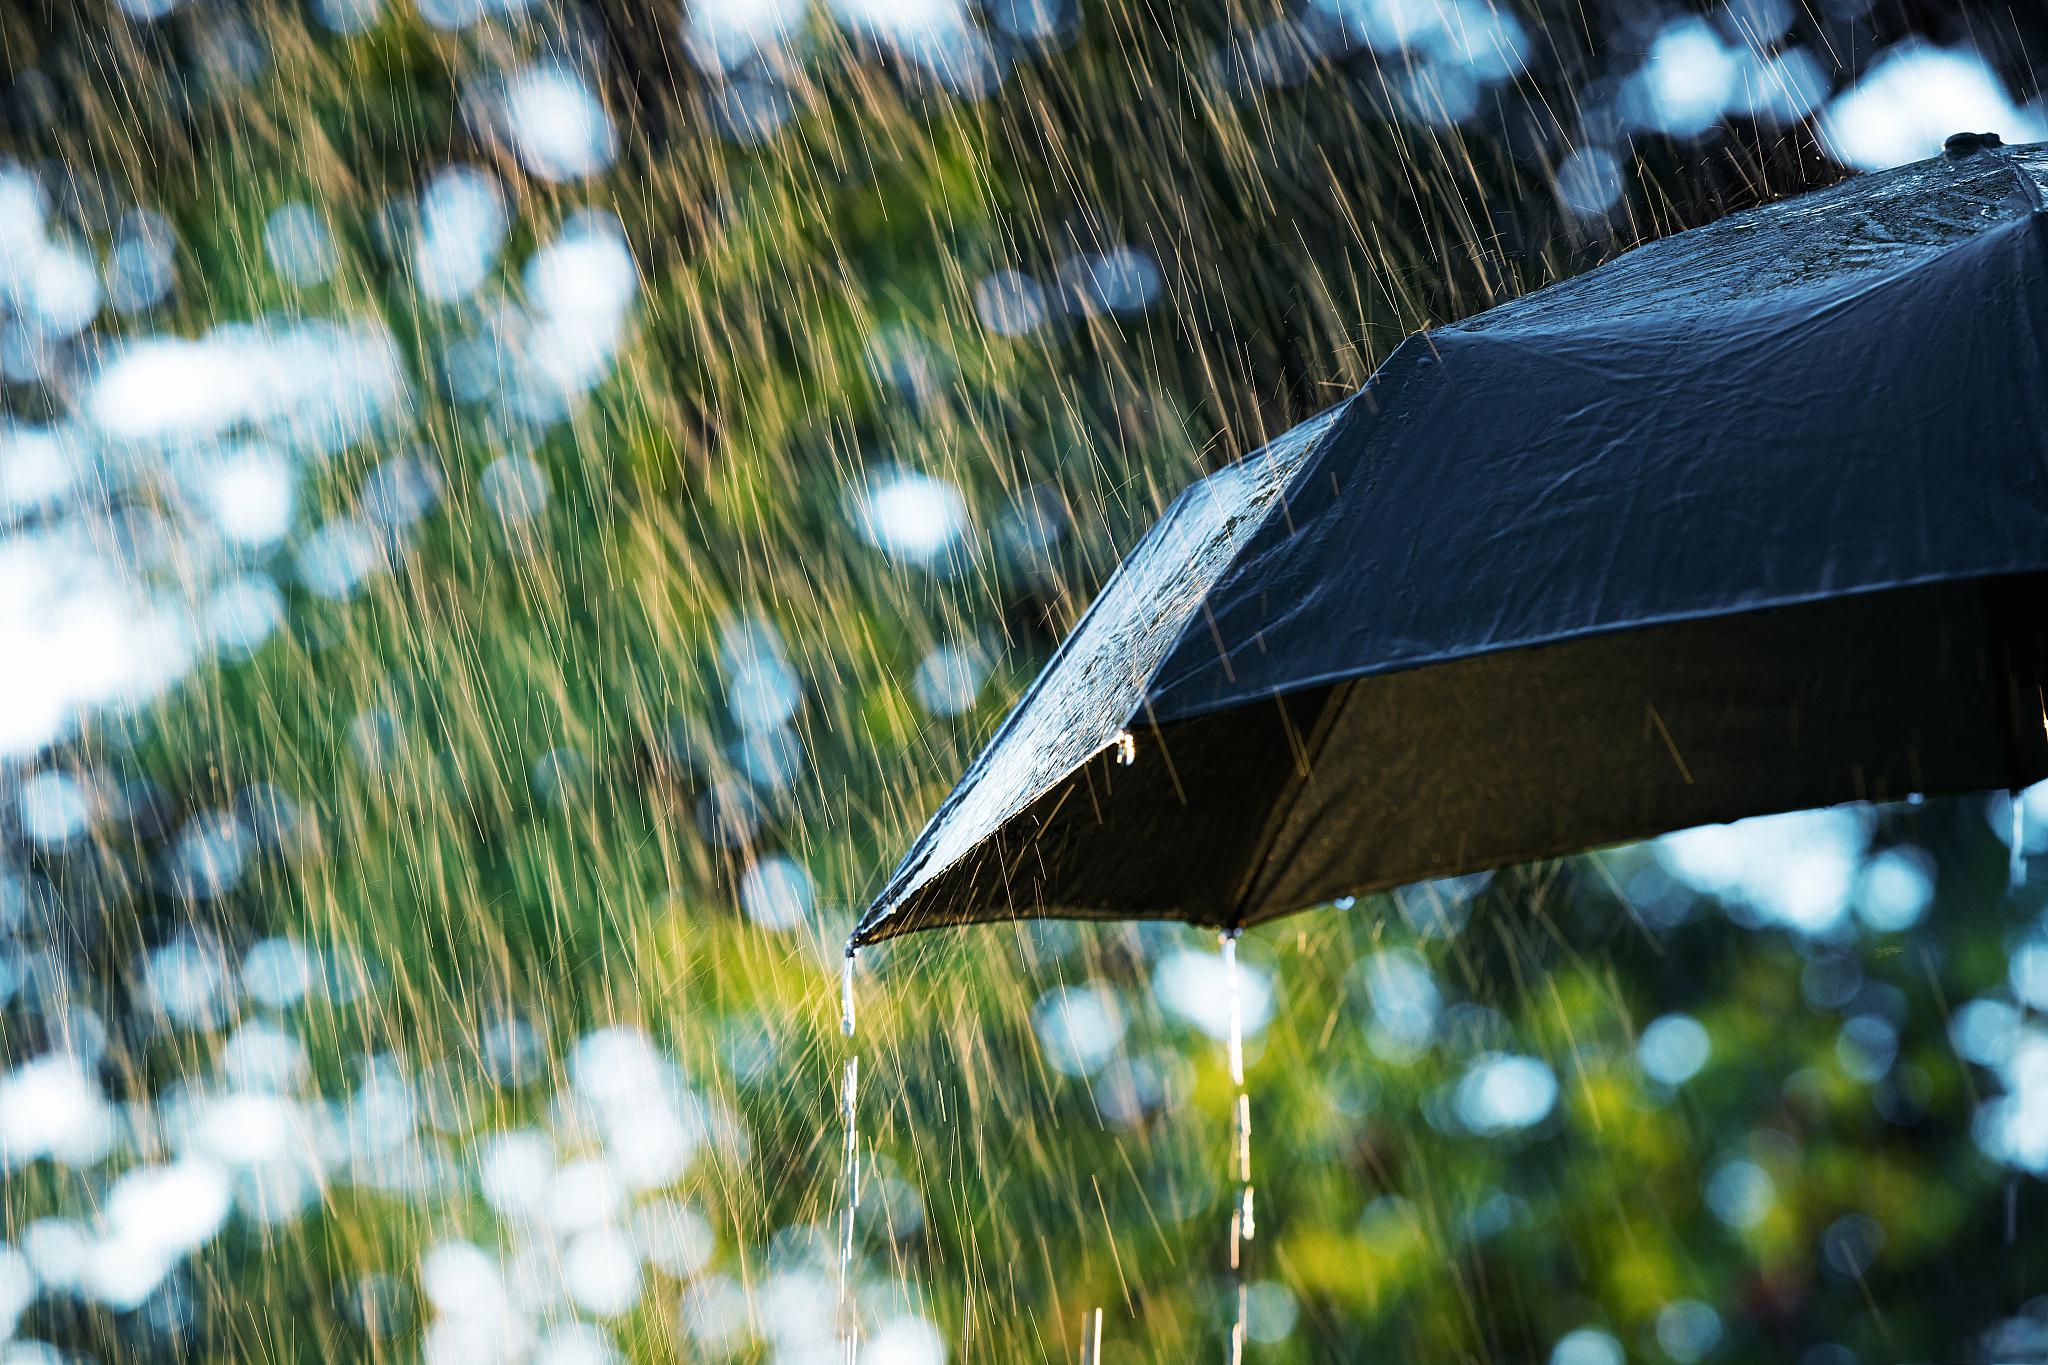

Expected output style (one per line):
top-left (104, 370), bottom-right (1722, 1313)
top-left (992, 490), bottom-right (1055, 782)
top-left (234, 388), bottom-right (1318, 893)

top-left (1643, 703), bottom-right (1694, 786)
top-left (1987, 577), bottom-right (2032, 798)
top-left (1221, 679), bottom-right (1357, 930)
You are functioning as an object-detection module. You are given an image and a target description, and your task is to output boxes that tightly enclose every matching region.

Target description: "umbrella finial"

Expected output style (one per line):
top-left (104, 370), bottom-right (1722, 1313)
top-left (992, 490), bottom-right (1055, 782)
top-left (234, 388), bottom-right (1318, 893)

top-left (1945, 131), bottom-right (2006, 159)
top-left (1945, 131), bottom-right (2046, 210)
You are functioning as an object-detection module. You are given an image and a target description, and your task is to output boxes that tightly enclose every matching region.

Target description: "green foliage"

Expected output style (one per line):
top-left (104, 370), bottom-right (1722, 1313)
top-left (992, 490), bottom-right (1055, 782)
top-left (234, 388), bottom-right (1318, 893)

top-left (2, 2), bottom-right (2046, 1363)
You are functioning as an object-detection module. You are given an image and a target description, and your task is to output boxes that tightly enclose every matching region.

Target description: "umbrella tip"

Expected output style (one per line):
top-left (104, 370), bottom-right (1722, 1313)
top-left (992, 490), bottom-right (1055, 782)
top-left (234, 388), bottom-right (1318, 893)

top-left (1945, 130), bottom-right (2005, 159)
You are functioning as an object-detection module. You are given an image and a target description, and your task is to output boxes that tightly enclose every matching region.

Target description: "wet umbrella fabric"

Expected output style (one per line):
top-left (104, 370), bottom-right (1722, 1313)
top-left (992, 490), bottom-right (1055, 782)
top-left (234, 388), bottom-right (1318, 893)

top-left (852, 139), bottom-right (2048, 949)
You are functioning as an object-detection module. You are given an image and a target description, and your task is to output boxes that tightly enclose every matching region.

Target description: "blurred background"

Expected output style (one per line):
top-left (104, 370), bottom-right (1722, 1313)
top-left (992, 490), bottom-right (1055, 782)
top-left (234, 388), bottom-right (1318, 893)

top-left (1, 0), bottom-right (2047, 1361)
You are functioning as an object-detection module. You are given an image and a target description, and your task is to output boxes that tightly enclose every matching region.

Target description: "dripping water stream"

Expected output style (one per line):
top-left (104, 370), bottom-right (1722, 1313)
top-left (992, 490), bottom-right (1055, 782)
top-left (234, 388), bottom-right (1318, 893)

top-left (842, 945), bottom-right (859, 1037)
top-left (2014, 794), bottom-right (2029, 890)
top-left (2011, 799), bottom-right (2027, 1245)
top-left (840, 945), bottom-right (862, 1364)
top-left (1222, 930), bottom-right (1252, 1365)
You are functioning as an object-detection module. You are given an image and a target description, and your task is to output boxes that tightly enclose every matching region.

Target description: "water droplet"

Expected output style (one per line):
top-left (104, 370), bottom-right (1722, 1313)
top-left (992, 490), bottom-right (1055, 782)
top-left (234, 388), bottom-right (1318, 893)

top-left (840, 948), bottom-right (858, 1037)
top-left (1219, 928), bottom-right (1264, 1355)
top-left (1222, 931), bottom-right (1244, 1086)
top-left (1235, 1092), bottom-right (1251, 1184)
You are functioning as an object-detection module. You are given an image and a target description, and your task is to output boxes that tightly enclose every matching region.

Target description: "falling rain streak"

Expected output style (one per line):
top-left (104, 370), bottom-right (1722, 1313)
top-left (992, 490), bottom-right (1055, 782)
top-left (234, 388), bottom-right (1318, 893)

top-left (3, 0), bottom-right (2048, 1361)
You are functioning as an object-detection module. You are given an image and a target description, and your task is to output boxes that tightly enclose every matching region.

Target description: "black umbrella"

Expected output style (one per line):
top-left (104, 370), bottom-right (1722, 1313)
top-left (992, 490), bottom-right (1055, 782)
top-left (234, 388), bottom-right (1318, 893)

top-left (851, 134), bottom-right (2048, 950)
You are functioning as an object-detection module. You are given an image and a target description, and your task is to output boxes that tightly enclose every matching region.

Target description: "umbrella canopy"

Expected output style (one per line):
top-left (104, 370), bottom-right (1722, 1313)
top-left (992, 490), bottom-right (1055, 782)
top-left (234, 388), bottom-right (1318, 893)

top-left (852, 135), bottom-right (2048, 949)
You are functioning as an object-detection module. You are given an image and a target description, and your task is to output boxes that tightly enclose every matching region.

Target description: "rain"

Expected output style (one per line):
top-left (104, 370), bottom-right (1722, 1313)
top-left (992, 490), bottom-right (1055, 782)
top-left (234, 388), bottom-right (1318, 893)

top-left (1, 0), bottom-right (2047, 1363)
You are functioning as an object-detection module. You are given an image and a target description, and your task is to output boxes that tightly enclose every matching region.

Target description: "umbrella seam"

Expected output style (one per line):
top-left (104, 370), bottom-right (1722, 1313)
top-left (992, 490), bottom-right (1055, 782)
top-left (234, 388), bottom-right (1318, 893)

top-left (1988, 577), bottom-right (2032, 798)
top-left (850, 477), bottom-right (1216, 939)
top-left (1990, 146), bottom-right (2048, 213)
top-left (1151, 568), bottom-right (2048, 728)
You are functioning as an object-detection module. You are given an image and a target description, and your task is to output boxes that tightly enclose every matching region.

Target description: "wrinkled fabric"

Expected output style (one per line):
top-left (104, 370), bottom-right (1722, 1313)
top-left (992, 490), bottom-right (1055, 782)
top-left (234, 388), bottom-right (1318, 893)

top-left (853, 143), bottom-right (2048, 948)
top-left (1149, 144), bottom-right (2048, 718)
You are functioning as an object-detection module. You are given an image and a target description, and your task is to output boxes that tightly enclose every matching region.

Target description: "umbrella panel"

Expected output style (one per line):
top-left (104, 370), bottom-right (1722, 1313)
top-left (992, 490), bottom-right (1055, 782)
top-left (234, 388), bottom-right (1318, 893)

top-left (859, 573), bottom-right (2048, 942)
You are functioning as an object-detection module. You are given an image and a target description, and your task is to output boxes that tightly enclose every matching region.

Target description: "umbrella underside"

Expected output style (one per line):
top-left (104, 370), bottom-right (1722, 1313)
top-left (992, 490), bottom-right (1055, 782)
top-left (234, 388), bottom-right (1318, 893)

top-left (864, 574), bottom-right (2048, 940)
